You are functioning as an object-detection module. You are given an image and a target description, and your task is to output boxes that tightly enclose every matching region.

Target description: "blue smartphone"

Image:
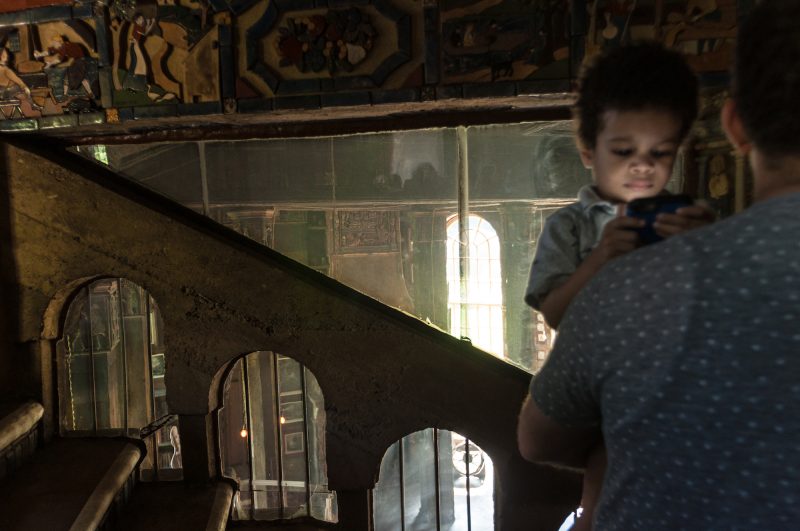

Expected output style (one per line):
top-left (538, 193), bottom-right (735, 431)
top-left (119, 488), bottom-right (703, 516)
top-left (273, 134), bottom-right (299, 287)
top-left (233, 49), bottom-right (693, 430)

top-left (626, 194), bottom-right (694, 245)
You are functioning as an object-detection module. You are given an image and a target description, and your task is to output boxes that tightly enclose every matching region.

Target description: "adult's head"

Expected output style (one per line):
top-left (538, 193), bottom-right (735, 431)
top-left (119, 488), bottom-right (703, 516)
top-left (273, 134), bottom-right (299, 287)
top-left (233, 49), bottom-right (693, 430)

top-left (723, 0), bottom-right (800, 199)
top-left (574, 41), bottom-right (698, 151)
top-left (730, 0), bottom-right (800, 158)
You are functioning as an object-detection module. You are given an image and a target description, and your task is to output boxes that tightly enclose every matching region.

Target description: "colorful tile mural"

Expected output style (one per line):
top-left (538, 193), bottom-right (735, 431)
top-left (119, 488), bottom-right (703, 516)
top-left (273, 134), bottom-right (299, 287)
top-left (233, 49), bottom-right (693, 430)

top-left (441, 0), bottom-right (572, 83)
top-left (583, 0), bottom-right (737, 71)
top-left (0, 0), bottom-right (741, 131)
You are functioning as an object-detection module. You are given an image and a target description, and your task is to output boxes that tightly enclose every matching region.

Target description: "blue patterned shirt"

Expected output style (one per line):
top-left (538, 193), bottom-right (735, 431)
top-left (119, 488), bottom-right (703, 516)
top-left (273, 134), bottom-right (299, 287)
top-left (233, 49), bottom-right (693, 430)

top-left (531, 191), bottom-right (800, 530)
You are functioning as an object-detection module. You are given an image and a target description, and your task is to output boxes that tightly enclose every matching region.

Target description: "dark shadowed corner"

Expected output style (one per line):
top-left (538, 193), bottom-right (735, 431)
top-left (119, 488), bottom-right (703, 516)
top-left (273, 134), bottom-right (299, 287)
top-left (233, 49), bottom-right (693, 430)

top-left (0, 142), bottom-right (21, 401)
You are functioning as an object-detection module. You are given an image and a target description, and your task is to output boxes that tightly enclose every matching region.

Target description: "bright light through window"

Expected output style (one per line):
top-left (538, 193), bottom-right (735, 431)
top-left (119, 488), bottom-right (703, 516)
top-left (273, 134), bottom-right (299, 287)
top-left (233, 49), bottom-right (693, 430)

top-left (446, 214), bottom-right (504, 358)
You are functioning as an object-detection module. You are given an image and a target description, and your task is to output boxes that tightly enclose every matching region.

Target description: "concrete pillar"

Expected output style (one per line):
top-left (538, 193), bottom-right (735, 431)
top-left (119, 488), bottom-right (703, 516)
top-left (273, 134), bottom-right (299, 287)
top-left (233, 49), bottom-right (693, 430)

top-left (179, 413), bottom-right (216, 482)
top-left (336, 488), bottom-right (372, 531)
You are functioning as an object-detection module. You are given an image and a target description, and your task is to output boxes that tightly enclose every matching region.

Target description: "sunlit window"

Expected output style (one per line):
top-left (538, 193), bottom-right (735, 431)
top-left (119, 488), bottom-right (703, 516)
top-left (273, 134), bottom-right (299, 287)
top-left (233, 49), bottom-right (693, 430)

top-left (73, 121), bottom-right (645, 373)
top-left (57, 278), bottom-right (181, 479)
top-left (373, 429), bottom-right (493, 531)
top-left (446, 214), bottom-right (505, 357)
top-left (219, 351), bottom-right (336, 522)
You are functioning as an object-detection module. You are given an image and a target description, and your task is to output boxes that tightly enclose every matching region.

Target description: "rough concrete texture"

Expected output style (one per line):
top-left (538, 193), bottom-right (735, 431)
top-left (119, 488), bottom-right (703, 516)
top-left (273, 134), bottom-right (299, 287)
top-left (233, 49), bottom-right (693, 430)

top-left (0, 146), bottom-right (22, 400)
top-left (115, 480), bottom-right (235, 531)
top-left (0, 437), bottom-right (140, 530)
top-left (3, 141), bottom-right (579, 529)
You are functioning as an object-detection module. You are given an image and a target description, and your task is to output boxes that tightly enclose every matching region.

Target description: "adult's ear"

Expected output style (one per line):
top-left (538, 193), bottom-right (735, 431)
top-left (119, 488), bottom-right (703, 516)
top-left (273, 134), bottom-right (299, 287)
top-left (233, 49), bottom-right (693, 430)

top-left (578, 148), bottom-right (594, 169)
top-left (721, 99), bottom-right (752, 156)
top-left (575, 137), bottom-right (594, 168)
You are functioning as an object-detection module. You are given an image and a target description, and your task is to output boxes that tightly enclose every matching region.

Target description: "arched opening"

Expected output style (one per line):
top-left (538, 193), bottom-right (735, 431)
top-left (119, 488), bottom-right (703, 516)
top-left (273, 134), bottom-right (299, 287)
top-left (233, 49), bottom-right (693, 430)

top-left (446, 214), bottom-right (505, 357)
top-left (218, 351), bottom-right (336, 522)
top-left (56, 277), bottom-right (181, 480)
top-left (373, 428), bottom-right (494, 531)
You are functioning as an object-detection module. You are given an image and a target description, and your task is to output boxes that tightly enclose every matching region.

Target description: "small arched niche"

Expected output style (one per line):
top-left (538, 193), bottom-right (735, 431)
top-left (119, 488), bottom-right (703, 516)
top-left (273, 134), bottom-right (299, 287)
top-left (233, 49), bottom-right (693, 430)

top-left (373, 428), bottom-right (495, 531)
top-left (56, 277), bottom-right (182, 480)
top-left (218, 351), bottom-right (336, 522)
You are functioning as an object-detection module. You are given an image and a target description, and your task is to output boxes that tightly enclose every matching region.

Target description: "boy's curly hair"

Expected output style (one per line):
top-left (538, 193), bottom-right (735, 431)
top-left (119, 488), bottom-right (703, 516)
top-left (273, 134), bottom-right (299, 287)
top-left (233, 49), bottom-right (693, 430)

top-left (733, 0), bottom-right (800, 157)
top-left (574, 42), bottom-right (698, 149)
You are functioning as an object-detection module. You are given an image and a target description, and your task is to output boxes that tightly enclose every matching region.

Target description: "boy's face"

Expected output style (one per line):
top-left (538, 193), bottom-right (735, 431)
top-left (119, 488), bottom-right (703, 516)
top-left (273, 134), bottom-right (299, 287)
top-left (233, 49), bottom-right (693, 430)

top-left (580, 109), bottom-right (683, 203)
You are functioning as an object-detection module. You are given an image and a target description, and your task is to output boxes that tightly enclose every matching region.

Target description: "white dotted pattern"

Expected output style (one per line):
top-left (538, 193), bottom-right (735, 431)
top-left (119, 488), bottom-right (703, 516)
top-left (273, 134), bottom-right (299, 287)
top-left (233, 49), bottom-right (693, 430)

top-left (531, 193), bottom-right (800, 530)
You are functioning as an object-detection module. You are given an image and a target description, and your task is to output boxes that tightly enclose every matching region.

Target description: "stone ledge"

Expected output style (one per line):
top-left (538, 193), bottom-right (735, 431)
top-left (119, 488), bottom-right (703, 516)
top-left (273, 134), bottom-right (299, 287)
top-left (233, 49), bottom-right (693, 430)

top-left (0, 401), bottom-right (44, 453)
top-left (0, 437), bottom-right (142, 531)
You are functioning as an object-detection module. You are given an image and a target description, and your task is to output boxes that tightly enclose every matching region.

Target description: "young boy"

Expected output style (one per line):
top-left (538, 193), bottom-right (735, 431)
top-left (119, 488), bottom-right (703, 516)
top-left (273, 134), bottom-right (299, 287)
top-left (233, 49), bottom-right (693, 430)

top-left (526, 42), bottom-right (712, 329)
top-left (525, 42), bottom-right (713, 529)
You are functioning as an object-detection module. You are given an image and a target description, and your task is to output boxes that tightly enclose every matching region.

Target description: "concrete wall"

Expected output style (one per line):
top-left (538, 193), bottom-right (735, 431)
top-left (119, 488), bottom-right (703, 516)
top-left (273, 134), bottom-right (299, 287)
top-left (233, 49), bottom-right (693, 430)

top-left (2, 140), bottom-right (579, 530)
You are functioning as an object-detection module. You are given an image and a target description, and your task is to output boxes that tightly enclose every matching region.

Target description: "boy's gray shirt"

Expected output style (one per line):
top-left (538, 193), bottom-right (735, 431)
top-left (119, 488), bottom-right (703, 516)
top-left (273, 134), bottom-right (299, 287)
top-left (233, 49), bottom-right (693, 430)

top-left (525, 185), bottom-right (617, 309)
top-left (531, 191), bottom-right (800, 530)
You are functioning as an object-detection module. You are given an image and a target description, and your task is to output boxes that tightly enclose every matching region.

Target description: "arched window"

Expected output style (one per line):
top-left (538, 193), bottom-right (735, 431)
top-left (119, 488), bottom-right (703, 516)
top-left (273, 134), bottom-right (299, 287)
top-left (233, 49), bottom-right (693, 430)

top-left (446, 214), bottom-right (505, 357)
top-left (57, 278), bottom-right (181, 479)
top-left (373, 429), bottom-right (494, 531)
top-left (218, 351), bottom-right (336, 522)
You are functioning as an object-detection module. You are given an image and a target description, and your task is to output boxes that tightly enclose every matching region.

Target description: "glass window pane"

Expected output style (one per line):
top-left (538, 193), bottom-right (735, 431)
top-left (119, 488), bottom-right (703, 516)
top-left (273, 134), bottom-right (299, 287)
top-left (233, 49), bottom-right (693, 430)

top-left (278, 356), bottom-right (308, 517)
top-left (446, 215), bottom-right (504, 357)
top-left (220, 359), bottom-right (253, 520)
top-left (79, 121), bottom-right (685, 375)
top-left (374, 429), bottom-right (496, 531)
top-left (246, 351), bottom-right (281, 519)
top-left (207, 139), bottom-right (334, 204)
top-left (58, 278), bottom-right (179, 478)
top-left (155, 419), bottom-right (182, 472)
top-left (451, 433), bottom-right (494, 531)
top-left (373, 440), bottom-right (403, 531)
top-left (305, 368), bottom-right (336, 522)
top-left (437, 430), bottom-right (457, 528)
top-left (96, 143), bottom-right (203, 209)
top-left (220, 352), bottom-right (335, 522)
top-left (122, 279), bottom-right (150, 433)
top-left (332, 129), bottom-right (458, 201)
top-left (402, 429), bottom-right (437, 531)
top-left (89, 279), bottom-right (123, 430)
top-left (59, 287), bottom-right (94, 432)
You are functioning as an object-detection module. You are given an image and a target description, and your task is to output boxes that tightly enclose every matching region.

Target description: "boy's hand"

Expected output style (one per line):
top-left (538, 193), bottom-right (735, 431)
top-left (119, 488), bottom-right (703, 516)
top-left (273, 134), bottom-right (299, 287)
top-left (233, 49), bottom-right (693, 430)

top-left (652, 203), bottom-right (716, 238)
top-left (588, 216), bottom-right (644, 266)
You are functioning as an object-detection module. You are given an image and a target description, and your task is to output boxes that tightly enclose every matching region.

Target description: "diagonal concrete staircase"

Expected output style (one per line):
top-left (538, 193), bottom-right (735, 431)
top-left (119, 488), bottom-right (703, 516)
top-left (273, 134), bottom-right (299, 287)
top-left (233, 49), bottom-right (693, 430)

top-left (1, 139), bottom-right (580, 530)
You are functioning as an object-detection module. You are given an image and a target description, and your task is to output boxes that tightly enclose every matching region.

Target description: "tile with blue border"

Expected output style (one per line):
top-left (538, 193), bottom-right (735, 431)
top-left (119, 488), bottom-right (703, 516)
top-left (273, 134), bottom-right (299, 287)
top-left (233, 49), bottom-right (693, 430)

top-left (371, 88), bottom-right (419, 104)
top-left (78, 112), bottom-right (106, 126)
top-left (333, 76), bottom-right (375, 91)
top-left (0, 119), bottom-right (37, 132)
top-left (436, 85), bottom-right (463, 99)
top-left (373, 0), bottom-right (405, 21)
top-left (274, 95), bottom-right (321, 110)
top-left (251, 63), bottom-right (279, 93)
top-left (277, 79), bottom-right (323, 95)
top-left (118, 107), bottom-right (135, 121)
top-left (72, 4), bottom-right (95, 19)
top-left (178, 102), bottom-right (223, 116)
top-left (370, 52), bottom-right (411, 86)
top-left (462, 82), bottom-right (516, 98)
top-left (516, 79), bottom-right (571, 94)
top-left (0, 11), bottom-right (28, 26)
top-left (27, 5), bottom-right (72, 24)
top-left (237, 98), bottom-right (274, 113)
top-left (396, 15), bottom-right (412, 53)
top-left (38, 114), bottom-right (78, 130)
top-left (226, 0), bottom-right (262, 16)
top-left (134, 104), bottom-right (178, 119)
